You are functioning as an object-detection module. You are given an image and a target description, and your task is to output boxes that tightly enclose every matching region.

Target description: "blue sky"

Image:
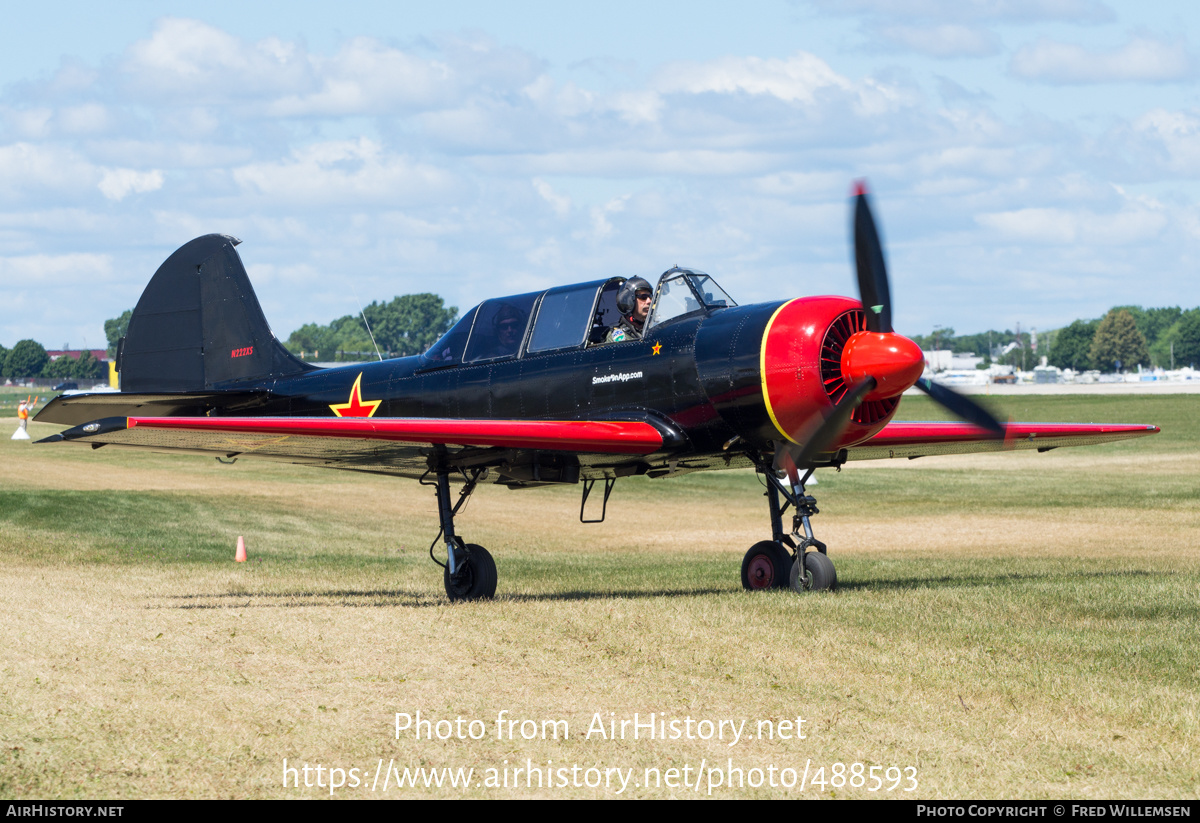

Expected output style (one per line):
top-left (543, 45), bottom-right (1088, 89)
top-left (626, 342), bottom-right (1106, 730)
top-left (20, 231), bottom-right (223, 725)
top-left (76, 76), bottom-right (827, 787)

top-left (2, 0), bottom-right (1198, 350)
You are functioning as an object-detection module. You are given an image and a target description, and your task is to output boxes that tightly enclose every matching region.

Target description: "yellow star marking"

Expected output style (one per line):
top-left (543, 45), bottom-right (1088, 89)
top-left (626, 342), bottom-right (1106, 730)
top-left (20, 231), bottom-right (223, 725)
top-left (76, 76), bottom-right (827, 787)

top-left (652, 342), bottom-right (662, 355)
top-left (330, 373), bottom-right (382, 418)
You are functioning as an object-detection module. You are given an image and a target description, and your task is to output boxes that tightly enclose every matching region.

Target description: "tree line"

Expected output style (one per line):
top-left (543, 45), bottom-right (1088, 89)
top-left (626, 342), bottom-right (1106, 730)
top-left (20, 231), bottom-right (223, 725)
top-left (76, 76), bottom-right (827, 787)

top-left (96, 299), bottom-right (459, 364)
top-left (1, 341), bottom-right (105, 382)
top-left (911, 305), bottom-right (1200, 372)
top-left (2, 294), bottom-right (458, 380)
top-left (283, 294), bottom-right (457, 361)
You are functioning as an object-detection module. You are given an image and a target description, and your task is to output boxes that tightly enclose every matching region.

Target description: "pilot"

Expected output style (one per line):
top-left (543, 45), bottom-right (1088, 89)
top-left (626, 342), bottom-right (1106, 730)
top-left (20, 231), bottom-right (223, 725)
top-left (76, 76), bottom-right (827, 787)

top-left (486, 303), bottom-right (527, 358)
top-left (605, 277), bottom-right (652, 343)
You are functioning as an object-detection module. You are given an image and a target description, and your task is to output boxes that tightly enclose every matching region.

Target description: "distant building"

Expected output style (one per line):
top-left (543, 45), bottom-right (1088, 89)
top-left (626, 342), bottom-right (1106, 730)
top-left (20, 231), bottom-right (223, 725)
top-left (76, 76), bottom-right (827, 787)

top-left (923, 349), bottom-right (983, 371)
top-left (46, 349), bottom-right (108, 362)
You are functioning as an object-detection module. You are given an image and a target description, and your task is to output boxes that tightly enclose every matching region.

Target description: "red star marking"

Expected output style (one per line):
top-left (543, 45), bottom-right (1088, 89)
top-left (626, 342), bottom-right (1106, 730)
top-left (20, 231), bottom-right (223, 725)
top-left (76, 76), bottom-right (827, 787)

top-left (329, 373), bottom-right (382, 418)
top-left (652, 342), bottom-right (662, 355)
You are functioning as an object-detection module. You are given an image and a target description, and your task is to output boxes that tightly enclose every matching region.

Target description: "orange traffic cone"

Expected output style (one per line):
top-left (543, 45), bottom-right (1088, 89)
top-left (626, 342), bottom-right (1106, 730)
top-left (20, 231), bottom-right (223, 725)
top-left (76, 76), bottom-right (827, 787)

top-left (235, 536), bottom-right (247, 562)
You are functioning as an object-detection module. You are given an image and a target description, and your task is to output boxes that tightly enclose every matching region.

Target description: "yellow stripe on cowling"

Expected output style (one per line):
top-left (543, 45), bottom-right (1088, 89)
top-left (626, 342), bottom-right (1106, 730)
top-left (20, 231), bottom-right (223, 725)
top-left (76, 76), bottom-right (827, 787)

top-left (759, 299), bottom-right (800, 445)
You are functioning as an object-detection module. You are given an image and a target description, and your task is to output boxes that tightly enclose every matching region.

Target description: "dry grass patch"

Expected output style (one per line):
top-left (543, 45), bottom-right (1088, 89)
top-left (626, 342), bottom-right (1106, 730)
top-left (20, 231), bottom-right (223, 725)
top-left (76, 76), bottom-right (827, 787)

top-left (1, 395), bottom-right (1197, 798)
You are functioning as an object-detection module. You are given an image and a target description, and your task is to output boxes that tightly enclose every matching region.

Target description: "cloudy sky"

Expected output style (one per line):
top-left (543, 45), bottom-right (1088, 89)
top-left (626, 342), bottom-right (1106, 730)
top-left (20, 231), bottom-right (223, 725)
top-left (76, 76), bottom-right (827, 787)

top-left (2, 0), bottom-right (1197, 350)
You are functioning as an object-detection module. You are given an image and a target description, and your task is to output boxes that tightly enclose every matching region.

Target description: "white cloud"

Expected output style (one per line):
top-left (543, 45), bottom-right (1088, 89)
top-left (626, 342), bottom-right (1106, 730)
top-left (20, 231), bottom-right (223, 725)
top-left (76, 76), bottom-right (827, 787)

top-left (471, 149), bottom-right (783, 178)
top-left (57, 104), bottom-right (114, 135)
top-left (2, 104), bottom-right (116, 140)
top-left (976, 195), bottom-right (1167, 244)
top-left (86, 139), bottom-right (253, 170)
top-left (6, 108), bottom-right (54, 138)
top-left (121, 17), bottom-right (311, 100)
top-left (749, 171), bottom-right (848, 199)
top-left (588, 195), bottom-right (629, 240)
top-left (879, 24), bottom-right (1001, 58)
top-left (3, 14), bottom-right (1199, 347)
top-left (914, 145), bottom-right (1054, 178)
top-left (532, 179), bottom-right (571, 216)
top-left (266, 37), bottom-right (455, 117)
top-left (606, 90), bottom-right (664, 124)
top-left (1129, 109), bottom-right (1200, 175)
top-left (116, 20), bottom-right (542, 118)
top-left (1011, 35), bottom-right (1192, 84)
top-left (523, 75), bottom-right (585, 110)
top-left (98, 168), bottom-right (164, 201)
top-left (0, 143), bottom-right (99, 198)
top-left (526, 238), bottom-right (564, 268)
top-left (655, 53), bottom-right (853, 105)
top-left (0, 253), bottom-right (113, 284)
top-left (231, 138), bottom-right (456, 205)
top-left (805, 0), bottom-right (1114, 24)
top-left (653, 52), bottom-right (912, 118)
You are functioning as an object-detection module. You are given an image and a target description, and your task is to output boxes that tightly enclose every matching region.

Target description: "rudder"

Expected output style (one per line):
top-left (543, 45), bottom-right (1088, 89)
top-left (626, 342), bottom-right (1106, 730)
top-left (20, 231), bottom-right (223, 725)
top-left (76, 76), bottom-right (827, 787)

top-left (118, 235), bottom-right (315, 392)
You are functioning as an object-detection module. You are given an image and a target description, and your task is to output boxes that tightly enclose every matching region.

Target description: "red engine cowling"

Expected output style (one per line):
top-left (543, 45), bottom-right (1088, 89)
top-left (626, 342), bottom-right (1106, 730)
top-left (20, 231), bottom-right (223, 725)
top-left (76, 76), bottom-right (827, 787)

top-left (760, 296), bottom-right (908, 452)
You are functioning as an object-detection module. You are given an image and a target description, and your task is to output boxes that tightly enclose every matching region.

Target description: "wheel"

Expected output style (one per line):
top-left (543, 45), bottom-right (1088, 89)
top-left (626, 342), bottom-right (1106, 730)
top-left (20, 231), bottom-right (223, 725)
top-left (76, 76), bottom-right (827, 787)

top-left (790, 550), bottom-right (837, 593)
top-left (444, 543), bottom-right (497, 602)
top-left (741, 541), bottom-right (793, 590)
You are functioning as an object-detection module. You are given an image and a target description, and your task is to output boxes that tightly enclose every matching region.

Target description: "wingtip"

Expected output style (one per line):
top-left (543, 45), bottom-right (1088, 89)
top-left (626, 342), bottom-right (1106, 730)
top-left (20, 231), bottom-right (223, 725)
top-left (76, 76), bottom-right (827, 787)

top-left (852, 179), bottom-right (869, 198)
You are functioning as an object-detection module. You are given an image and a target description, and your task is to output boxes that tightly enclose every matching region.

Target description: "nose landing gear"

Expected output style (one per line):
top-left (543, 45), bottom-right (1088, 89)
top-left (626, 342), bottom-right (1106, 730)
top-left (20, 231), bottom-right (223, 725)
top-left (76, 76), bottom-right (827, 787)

top-left (743, 461), bottom-right (836, 594)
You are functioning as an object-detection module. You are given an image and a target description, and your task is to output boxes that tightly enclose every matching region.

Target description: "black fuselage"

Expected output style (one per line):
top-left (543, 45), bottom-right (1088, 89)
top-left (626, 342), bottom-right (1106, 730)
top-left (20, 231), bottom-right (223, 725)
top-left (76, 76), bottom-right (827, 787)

top-left (263, 301), bottom-right (784, 459)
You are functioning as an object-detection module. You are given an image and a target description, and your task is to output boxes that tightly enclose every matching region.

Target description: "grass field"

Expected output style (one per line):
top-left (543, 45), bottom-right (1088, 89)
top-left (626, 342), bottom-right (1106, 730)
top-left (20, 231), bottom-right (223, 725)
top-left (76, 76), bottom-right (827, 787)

top-left (1, 393), bottom-right (1196, 798)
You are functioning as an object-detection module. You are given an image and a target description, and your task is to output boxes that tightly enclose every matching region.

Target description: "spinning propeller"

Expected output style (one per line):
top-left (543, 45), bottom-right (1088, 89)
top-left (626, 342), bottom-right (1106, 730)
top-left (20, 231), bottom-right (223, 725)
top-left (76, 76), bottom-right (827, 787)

top-left (774, 182), bottom-right (1004, 478)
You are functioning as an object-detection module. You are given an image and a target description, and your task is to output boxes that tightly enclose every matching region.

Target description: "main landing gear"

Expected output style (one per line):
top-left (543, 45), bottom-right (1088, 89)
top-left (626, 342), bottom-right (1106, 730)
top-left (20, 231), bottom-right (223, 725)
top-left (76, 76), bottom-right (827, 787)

top-left (422, 466), bottom-right (496, 601)
top-left (742, 465), bottom-right (837, 594)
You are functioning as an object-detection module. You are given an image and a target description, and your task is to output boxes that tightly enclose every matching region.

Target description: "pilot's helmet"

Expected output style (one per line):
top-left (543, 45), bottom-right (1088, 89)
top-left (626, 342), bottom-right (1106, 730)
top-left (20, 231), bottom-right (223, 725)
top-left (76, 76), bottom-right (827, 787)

top-left (616, 277), bottom-right (653, 315)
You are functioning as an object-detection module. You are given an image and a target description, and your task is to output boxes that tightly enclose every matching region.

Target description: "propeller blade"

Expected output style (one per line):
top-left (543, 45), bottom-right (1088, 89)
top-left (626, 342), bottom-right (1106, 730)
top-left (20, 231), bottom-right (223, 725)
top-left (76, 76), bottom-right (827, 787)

top-left (914, 377), bottom-right (1005, 438)
top-left (852, 182), bottom-right (893, 334)
top-left (773, 443), bottom-right (801, 487)
top-left (774, 377), bottom-right (878, 472)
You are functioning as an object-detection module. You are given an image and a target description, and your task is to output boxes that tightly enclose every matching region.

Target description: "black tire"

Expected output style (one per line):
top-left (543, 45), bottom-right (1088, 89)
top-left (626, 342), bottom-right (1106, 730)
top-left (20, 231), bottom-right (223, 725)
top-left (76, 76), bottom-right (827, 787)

top-left (444, 543), bottom-right (498, 602)
top-left (741, 541), bottom-right (793, 591)
top-left (790, 550), bottom-right (837, 593)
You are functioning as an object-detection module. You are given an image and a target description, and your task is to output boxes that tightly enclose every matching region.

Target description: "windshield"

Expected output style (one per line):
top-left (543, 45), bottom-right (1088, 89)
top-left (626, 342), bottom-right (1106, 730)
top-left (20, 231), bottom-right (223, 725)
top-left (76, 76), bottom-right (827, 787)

top-left (647, 269), bottom-right (736, 331)
top-left (421, 306), bottom-right (479, 367)
top-left (648, 275), bottom-right (699, 328)
top-left (691, 273), bottom-right (736, 308)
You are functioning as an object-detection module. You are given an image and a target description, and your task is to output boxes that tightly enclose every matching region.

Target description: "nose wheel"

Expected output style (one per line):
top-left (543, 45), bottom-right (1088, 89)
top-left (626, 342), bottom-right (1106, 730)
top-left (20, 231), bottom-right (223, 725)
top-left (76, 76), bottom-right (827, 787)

top-left (791, 550), bottom-right (836, 593)
top-left (741, 541), bottom-right (792, 590)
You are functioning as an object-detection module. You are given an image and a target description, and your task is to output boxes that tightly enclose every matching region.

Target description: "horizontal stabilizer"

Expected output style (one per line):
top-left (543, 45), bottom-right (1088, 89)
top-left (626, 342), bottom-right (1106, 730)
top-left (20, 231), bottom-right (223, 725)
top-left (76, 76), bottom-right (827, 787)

top-left (34, 391), bottom-right (271, 428)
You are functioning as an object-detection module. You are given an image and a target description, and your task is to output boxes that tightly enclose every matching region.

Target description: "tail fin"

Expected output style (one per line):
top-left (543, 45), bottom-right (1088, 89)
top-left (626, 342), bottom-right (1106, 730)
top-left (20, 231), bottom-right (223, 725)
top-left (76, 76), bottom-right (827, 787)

top-left (117, 235), bottom-right (315, 392)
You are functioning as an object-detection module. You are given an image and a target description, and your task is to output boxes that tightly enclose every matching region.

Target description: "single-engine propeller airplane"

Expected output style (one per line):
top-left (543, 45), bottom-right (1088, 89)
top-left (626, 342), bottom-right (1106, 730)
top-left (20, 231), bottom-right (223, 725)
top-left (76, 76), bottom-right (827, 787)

top-left (36, 184), bottom-right (1159, 600)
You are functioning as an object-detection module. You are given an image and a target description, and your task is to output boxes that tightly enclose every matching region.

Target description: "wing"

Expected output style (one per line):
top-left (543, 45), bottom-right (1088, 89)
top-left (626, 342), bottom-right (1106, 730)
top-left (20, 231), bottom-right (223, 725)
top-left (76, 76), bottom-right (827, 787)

top-left (38, 415), bottom-right (671, 483)
top-left (846, 420), bottom-right (1160, 460)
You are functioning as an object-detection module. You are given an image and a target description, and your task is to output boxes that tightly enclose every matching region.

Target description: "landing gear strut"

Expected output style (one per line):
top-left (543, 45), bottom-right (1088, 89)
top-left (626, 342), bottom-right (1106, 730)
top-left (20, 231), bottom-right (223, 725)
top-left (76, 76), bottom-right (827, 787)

top-left (422, 466), bottom-right (497, 601)
top-left (743, 463), bottom-right (837, 593)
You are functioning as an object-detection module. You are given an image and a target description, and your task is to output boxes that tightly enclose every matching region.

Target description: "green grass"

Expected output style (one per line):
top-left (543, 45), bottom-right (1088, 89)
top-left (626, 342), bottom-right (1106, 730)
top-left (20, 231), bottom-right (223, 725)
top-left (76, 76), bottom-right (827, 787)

top-left (0, 393), bottom-right (1196, 799)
